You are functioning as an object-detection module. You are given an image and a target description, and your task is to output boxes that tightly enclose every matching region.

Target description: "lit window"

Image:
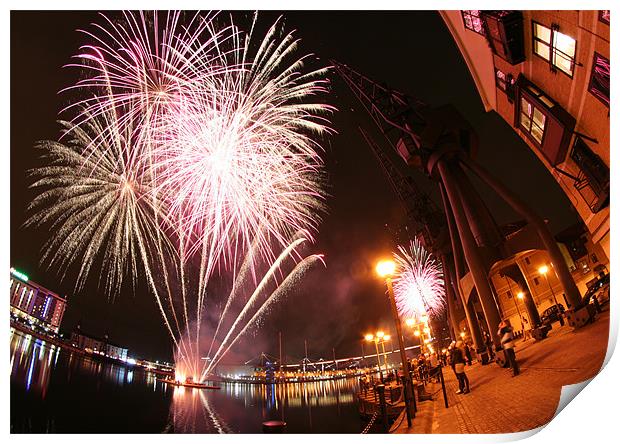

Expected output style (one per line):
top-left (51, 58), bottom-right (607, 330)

top-left (599, 10), bottom-right (610, 25)
top-left (519, 97), bottom-right (546, 144)
top-left (495, 68), bottom-right (516, 97)
top-left (532, 22), bottom-right (577, 76)
top-left (462, 10), bottom-right (485, 35)
top-left (588, 52), bottom-right (610, 107)
top-left (495, 68), bottom-right (507, 91)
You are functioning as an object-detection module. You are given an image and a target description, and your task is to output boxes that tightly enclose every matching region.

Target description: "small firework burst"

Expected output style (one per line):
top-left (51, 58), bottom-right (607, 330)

top-left (392, 238), bottom-right (445, 320)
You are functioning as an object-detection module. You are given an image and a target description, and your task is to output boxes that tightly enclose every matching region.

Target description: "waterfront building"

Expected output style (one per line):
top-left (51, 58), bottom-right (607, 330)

top-left (441, 10), bottom-right (610, 264)
top-left (448, 218), bottom-right (607, 338)
top-left (70, 328), bottom-right (129, 361)
top-left (9, 267), bottom-right (67, 334)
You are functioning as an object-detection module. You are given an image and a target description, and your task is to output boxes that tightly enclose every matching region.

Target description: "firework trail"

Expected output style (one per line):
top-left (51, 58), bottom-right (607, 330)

top-left (392, 238), bottom-right (445, 320)
top-left (205, 253), bottom-right (325, 376)
top-left (29, 10), bottom-right (333, 380)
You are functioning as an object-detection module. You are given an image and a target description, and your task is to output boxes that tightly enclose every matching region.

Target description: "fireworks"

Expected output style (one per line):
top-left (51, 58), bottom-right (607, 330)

top-left (392, 238), bottom-right (445, 320)
top-left (27, 10), bottom-right (333, 379)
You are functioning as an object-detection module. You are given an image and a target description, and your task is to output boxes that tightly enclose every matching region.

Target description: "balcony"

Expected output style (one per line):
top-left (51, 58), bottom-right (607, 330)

top-left (570, 137), bottom-right (610, 213)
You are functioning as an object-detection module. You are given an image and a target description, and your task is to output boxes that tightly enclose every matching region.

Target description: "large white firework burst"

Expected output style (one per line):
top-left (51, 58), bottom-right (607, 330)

top-left (392, 238), bottom-right (445, 320)
top-left (27, 11), bottom-right (333, 376)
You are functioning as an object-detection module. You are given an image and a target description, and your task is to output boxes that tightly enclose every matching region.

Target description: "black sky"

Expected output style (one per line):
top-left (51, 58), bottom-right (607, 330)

top-left (10, 10), bottom-right (580, 362)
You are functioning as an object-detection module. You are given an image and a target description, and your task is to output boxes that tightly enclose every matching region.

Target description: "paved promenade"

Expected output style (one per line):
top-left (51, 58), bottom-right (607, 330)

top-left (393, 309), bottom-right (610, 434)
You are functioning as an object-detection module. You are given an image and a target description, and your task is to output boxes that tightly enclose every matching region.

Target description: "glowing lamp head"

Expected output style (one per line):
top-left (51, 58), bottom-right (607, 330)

top-left (517, 292), bottom-right (524, 300)
top-left (460, 332), bottom-right (466, 339)
top-left (405, 318), bottom-right (415, 327)
top-left (384, 335), bottom-right (391, 341)
top-left (376, 260), bottom-right (396, 278)
top-left (538, 265), bottom-right (549, 275)
top-left (413, 330), bottom-right (420, 337)
top-left (364, 334), bottom-right (374, 342)
top-left (376, 331), bottom-right (385, 339)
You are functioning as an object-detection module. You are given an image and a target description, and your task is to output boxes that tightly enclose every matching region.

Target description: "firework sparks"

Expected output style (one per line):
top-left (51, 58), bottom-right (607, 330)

top-left (392, 238), bottom-right (445, 320)
top-left (28, 10), bottom-right (333, 381)
top-left (150, 14), bottom-right (333, 280)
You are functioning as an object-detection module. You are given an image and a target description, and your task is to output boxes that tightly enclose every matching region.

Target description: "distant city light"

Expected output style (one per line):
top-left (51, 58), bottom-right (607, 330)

top-left (127, 358), bottom-right (137, 365)
top-left (10, 267), bottom-right (29, 282)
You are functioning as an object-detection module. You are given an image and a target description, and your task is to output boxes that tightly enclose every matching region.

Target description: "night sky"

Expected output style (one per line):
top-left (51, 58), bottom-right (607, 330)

top-left (10, 11), bottom-right (580, 363)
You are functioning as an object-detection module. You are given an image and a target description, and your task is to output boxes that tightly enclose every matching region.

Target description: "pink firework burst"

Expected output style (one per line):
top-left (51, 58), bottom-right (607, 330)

top-left (392, 238), bottom-right (445, 320)
top-left (149, 15), bottom-right (334, 277)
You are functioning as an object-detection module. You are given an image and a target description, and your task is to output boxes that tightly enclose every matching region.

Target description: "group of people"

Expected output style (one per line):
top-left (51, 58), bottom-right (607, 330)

top-left (446, 318), bottom-right (521, 395)
top-left (360, 319), bottom-right (521, 397)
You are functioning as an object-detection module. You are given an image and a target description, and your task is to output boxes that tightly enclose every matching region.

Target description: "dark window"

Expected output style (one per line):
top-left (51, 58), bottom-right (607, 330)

top-left (563, 236), bottom-right (589, 262)
top-left (570, 137), bottom-right (610, 213)
top-left (483, 11), bottom-right (526, 65)
top-left (506, 290), bottom-right (513, 299)
top-left (462, 10), bottom-right (485, 35)
top-left (599, 10), bottom-right (610, 25)
top-left (588, 52), bottom-right (610, 107)
top-left (525, 257), bottom-right (531, 265)
top-left (533, 277), bottom-right (539, 286)
top-left (532, 22), bottom-right (577, 77)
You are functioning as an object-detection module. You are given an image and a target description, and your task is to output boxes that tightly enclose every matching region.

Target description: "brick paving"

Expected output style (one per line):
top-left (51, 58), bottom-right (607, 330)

top-left (393, 309), bottom-right (610, 434)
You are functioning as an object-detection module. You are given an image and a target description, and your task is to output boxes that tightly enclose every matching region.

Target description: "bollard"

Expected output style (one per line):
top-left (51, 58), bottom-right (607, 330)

top-left (438, 365), bottom-right (448, 408)
top-left (409, 370), bottom-right (417, 413)
top-left (403, 376), bottom-right (415, 420)
top-left (376, 384), bottom-right (388, 433)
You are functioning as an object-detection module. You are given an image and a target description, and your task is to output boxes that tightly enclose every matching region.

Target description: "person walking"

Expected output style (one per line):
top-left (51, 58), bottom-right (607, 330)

top-left (450, 341), bottom-right (470, 394)
top-left (464, 343), bottom-right (473, 365)
top-left (498, 320), bottom-right (520, 376)
top-left (483, 331), bottom-right (495, 360)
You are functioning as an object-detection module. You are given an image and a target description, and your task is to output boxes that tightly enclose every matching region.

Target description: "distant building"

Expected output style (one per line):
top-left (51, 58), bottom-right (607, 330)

top-left (70, 328), bottom-right (129, 361)
top-left (441, 10), bottom-right (610, 263)
top-left (9, 267), bottom-right (67, 334)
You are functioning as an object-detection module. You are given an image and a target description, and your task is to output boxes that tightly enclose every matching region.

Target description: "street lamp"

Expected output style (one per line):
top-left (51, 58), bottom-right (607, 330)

top-left (539, 265), bottom-right (564, 326)
top-left (517, 292), bottom-right (531, 339)
top-left (512, 291), bottom-right (525, 333)
top-left (382, 335), bottom-right (391, 369)
top-left (365, 333), bottom-right (385, 382)
top-left (376, 259), bottom-right (414, 426)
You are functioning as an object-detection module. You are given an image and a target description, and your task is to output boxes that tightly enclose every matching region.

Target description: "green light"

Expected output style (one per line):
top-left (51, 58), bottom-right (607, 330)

top-left (10, 267), bottom-right (29, 282)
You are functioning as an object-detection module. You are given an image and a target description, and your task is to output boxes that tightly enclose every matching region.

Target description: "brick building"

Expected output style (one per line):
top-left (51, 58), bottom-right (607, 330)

top-left (440, 10), bottom-right (610, 264)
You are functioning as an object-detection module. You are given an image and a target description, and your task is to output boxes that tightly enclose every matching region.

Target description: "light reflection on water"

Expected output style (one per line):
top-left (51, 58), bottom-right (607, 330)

top-left (10, 329), bottom-right (364, 433)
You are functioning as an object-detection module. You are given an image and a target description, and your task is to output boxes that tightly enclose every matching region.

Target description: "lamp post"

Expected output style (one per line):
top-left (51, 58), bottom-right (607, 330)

top-left (517, 292), bottom-right (531, 339)
top-left (539, 265), bottom-right (565, 326)
top-left (376, 259), bottom-right (414, 426)
top-left (406, 316), bottom-right (430, 354)
top-left (381, 335), bottom-right (391, 370)
top-left (365, 333), bottom-right (384, 382)
top-left (512, 291), bottom-right (525, 332)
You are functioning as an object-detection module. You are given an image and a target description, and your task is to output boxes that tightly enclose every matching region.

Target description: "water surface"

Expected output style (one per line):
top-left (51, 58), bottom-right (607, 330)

top-left (10, 329), bottom-right (365, 433)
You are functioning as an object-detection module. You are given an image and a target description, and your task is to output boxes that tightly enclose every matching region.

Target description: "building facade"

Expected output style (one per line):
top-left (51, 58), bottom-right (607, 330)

top-left (441, 10), bottom-right (610, 263)
top-left (9, 267), bottom-right (67, 333)
top-left (70, 329), bottom-right (129, 361)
